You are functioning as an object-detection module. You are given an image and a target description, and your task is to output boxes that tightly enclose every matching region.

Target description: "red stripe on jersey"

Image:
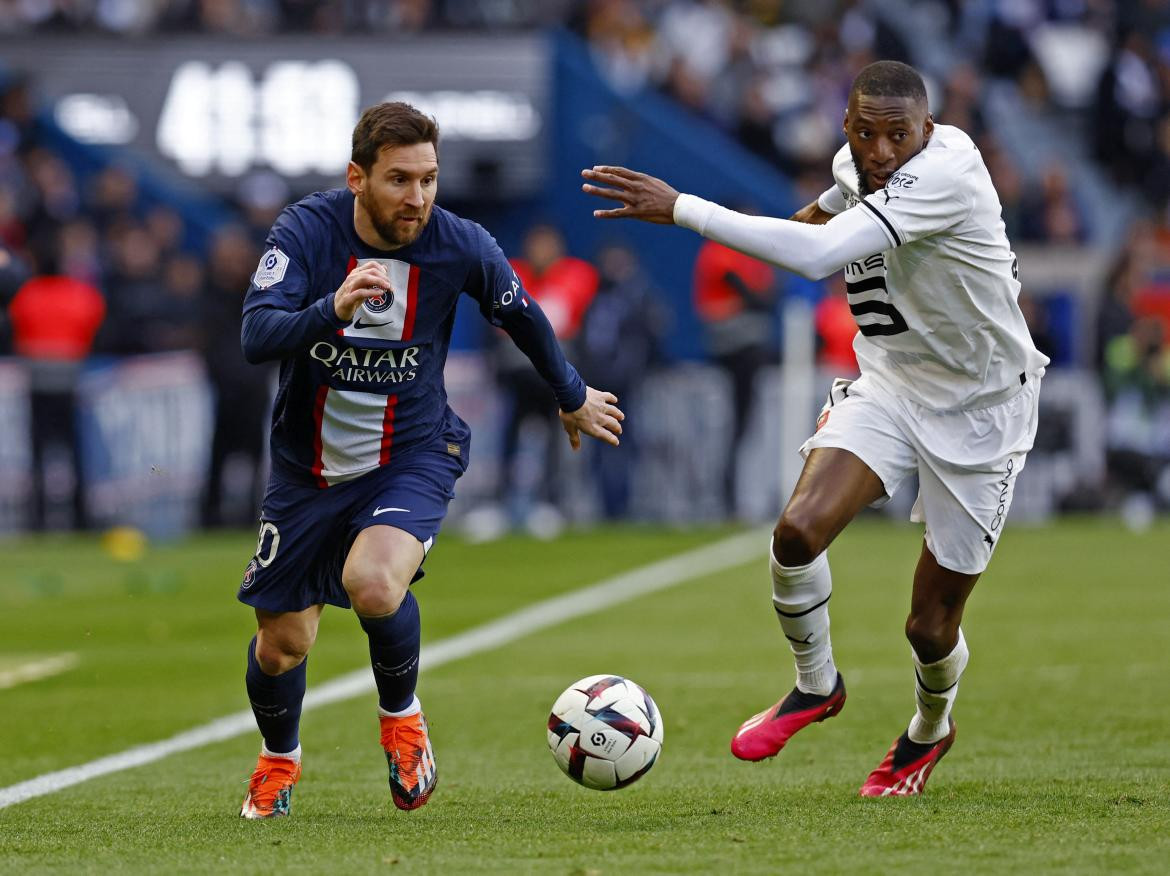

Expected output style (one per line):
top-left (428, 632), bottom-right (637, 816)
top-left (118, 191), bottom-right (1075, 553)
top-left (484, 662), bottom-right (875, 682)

top-left (311, 384), bottom-right (330, 489)
top-left (401, 265), bottom-right (420, 340)
top-left (379, 394), bottom-right (399, 465)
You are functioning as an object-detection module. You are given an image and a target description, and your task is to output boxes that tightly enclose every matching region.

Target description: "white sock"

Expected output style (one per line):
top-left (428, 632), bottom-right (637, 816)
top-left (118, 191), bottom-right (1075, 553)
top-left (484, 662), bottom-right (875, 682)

top-left (771, 540), bottom-right (837, 696)
top-left (908, 629), bottom-right (969, 744)
top-left (261, 743), bottom-right (302, 762)
top-left (378, 694), bottom-right (421, 718)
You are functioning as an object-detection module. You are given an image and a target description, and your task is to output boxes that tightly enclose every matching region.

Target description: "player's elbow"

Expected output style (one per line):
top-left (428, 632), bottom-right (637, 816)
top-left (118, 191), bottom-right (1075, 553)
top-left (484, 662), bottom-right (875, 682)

top-left (240, 329), bottom-right (269, 364)
top-left (789, 257), bottom-right (834, 281)
top-left (240, 313), bottom-right (272, 363)
top-left (241, 341), bottom-right (267, 365)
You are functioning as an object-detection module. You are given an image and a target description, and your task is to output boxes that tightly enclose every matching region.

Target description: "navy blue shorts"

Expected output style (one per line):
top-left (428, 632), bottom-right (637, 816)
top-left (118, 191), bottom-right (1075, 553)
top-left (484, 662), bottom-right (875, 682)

top-left (238, 433), bottom-right (469, 613)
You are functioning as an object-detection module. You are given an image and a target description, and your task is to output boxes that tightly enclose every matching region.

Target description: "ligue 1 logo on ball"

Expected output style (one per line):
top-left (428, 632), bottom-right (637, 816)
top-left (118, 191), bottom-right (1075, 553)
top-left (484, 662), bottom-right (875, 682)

top-left (365, 287), bottom-right (395, 314)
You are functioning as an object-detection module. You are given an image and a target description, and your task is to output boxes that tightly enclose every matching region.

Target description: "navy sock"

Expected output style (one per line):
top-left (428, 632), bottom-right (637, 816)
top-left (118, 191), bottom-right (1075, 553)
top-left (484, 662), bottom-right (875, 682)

top-left (359, 590), bottom-right (421, 713)
top-left (245, 636), bottom-right (306, 754)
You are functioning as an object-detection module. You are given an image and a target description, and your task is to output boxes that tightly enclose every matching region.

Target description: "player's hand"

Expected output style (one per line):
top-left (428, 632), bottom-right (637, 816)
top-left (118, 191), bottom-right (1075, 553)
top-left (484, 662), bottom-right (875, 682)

top-left (559, 386), bottom-right (624, 451)
top-left (334, 261), bottom-right (392, 322)
top-left (581, 166), bottom-right (679, 224)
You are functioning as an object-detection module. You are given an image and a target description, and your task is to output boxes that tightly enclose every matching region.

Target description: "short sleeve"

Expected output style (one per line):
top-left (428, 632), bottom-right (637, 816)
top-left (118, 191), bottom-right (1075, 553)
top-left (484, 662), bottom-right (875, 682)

top-left (856, 159), bottom-right (972, 248)
top-left (242, 208), bottom-right (313, 314)
top-left (464, 224), bottom-right (527, 326)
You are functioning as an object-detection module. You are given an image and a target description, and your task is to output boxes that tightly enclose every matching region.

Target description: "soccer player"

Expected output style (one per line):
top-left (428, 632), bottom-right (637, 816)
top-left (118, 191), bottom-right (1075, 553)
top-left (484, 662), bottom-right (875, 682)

top-left (237, 102), bottom-right (624, 818)
top-left (582, 60), bottom-right (1048, 796)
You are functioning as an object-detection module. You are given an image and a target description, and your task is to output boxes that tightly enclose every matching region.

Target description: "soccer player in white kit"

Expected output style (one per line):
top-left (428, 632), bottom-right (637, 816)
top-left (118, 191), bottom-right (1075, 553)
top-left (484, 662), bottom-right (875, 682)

top-left (582, 60), bottom-right (1049, 795)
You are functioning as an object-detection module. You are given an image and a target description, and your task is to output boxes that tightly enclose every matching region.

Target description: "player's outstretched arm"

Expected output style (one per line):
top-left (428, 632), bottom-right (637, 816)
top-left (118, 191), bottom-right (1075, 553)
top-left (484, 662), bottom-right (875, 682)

top-left (559, 386), bottom-right (624, 451)
top-left (582, 164), bottom-right (888, 280)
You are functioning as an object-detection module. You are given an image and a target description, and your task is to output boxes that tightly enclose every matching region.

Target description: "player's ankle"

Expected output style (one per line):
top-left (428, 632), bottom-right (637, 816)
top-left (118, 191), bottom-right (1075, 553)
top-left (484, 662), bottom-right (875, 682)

top-left (907, 715), bottom-right (949, 744)
top-left (796, 659), bottom-right (837, 696)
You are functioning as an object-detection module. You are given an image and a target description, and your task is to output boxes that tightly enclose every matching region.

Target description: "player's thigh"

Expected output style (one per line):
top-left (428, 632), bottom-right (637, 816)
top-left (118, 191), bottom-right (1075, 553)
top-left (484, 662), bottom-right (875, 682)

top-left (343, 525), bottom-right (425, 599)
top-left (343, 449), bottom-right (465, 600)
top-left (781, 378), bottom-right (917, 555)
top-left (254, 604), bottom-right (324, 662)
top-left (240, 476), bottom-right (356, 612)
top-left (780, 447), bottom-right (887, 542)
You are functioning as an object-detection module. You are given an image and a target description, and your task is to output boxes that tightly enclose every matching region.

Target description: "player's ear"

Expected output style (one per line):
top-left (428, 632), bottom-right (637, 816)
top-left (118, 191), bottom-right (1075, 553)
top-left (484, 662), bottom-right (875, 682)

top-left (346, 161), bottom-right (365, 196)
top-left (923, 113), bottom-right (934, 143)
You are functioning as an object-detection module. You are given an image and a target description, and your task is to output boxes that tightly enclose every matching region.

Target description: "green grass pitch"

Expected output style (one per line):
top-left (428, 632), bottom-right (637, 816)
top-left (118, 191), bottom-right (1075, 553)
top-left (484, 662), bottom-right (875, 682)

top-left (1, 518), bottom-right (1168, 874)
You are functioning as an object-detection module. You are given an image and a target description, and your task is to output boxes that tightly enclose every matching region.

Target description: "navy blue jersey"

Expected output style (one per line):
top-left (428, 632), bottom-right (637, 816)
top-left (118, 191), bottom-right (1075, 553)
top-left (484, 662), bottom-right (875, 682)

top-left (241, 188), bottom-right (585, 487)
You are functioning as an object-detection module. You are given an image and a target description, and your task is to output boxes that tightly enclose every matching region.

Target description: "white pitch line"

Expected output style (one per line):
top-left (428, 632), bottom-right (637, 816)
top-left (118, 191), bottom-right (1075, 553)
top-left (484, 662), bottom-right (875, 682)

top-left (0, 653), bottom-right (80, 690)
top-left (0, 528), bottom-right (766, 810)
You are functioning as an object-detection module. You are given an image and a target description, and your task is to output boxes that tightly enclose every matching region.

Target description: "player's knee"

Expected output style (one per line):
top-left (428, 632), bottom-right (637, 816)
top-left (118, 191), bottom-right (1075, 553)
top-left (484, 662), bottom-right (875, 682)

top-left (344, 567), bottom-right (408, 617)
top-left (773, 513), bottom-right (825, 566)
top-left (904, 614), bottom-right (957, 663)
top-left (254, 634), bottom-right (310, 675)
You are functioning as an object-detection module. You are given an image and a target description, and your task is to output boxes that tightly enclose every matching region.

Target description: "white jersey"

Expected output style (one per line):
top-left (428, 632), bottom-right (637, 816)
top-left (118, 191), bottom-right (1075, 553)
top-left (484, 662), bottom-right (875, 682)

top-left (819, 124), bottom-right (1049, 410)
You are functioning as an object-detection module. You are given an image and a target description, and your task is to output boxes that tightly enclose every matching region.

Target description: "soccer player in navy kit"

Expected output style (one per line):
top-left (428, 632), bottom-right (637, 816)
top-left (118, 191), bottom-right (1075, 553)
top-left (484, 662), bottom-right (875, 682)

top-left (237, 102), bottom-right (624, 818)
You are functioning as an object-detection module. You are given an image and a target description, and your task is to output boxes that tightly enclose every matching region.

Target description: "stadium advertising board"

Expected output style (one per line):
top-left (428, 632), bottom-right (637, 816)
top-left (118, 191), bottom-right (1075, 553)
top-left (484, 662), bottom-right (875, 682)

top-left (76, 352), bottom-right (212, 538)
top-left (3, 36), bottom-right (548, 198)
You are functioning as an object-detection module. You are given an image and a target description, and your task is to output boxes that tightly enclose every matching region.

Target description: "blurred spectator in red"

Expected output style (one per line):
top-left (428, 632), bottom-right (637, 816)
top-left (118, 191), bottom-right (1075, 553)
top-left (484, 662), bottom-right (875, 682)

top-left (814, 275), bottom-right (858, 373)
top-left (693, 234), bottom-right (777, 516)
top-left (495, 223), bottom-right (598, 529)
top-left (8, 264), bottom-right (105, 529)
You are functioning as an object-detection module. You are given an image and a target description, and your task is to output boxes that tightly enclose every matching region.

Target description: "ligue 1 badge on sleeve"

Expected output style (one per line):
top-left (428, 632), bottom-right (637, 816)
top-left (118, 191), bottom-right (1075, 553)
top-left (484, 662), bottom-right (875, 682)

top-left (253, 248), bottom-right (289, 288)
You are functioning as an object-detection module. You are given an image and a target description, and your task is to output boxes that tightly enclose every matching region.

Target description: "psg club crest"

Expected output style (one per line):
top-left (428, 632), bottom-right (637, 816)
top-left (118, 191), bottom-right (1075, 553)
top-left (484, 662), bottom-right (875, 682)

top-left (364, 288), bottom-right (395, 314)
top-left (241, 559), bottom-right (258, 589)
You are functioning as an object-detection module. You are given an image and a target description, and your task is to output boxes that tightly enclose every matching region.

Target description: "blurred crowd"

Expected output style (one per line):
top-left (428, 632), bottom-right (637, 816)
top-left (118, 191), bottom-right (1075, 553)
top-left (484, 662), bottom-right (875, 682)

top-left (0, 0), bottom-right (573, 34)
top-left (3, 0), bottom-right (1170, 527)
top-left (574, 0), bottom-right (1103, 245)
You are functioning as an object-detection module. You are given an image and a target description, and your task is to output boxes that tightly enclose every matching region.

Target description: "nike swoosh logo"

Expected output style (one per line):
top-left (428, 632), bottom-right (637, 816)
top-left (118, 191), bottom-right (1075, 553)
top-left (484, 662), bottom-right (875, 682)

top-left (353, 318), bottom-right (393, 330)
top-left (372, 506), bottom-right (410, 516)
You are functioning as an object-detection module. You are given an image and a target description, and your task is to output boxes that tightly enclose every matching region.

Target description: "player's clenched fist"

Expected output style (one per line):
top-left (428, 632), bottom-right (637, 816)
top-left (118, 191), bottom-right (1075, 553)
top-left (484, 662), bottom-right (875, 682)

top-left (334, 261), bottom-right (392, 322)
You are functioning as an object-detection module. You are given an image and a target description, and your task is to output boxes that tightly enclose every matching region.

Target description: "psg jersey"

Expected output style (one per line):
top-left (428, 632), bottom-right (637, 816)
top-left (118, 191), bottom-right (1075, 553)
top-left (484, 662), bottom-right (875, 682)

top-left (242, 188), bottom-right (584, 487)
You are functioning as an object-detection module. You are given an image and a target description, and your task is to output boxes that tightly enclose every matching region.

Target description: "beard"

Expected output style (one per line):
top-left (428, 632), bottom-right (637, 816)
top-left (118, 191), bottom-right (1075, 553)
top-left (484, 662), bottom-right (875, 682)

top-left (360, 191), bottom-right (431, 247)
top-left (850, 149), bottom-right (873, 198)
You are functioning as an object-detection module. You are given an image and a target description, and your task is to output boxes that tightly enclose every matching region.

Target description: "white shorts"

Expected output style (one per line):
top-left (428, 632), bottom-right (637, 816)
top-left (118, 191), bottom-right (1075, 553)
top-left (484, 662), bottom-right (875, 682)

top-left (800, 372), bottom-right (1042, 575)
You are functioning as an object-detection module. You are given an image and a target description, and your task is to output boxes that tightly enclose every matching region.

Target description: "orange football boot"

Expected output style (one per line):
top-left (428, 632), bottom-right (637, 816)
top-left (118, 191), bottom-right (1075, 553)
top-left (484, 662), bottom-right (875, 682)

top-left (240, 753), bottom-right (302, 819)
top-left (380, 710), bottom-right (437, 811)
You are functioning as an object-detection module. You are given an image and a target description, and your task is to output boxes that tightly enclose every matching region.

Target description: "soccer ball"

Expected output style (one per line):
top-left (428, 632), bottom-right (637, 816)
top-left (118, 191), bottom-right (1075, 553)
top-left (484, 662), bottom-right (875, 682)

top-left (547, 674), bottom-right (664, 790)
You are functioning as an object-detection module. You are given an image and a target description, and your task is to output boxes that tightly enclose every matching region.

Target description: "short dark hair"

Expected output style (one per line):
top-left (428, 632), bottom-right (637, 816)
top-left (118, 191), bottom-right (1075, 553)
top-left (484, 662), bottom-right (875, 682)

top-left (351, 102), bottom-right (440, 171)
top-left (850, 60), bottom-right (927, 106)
